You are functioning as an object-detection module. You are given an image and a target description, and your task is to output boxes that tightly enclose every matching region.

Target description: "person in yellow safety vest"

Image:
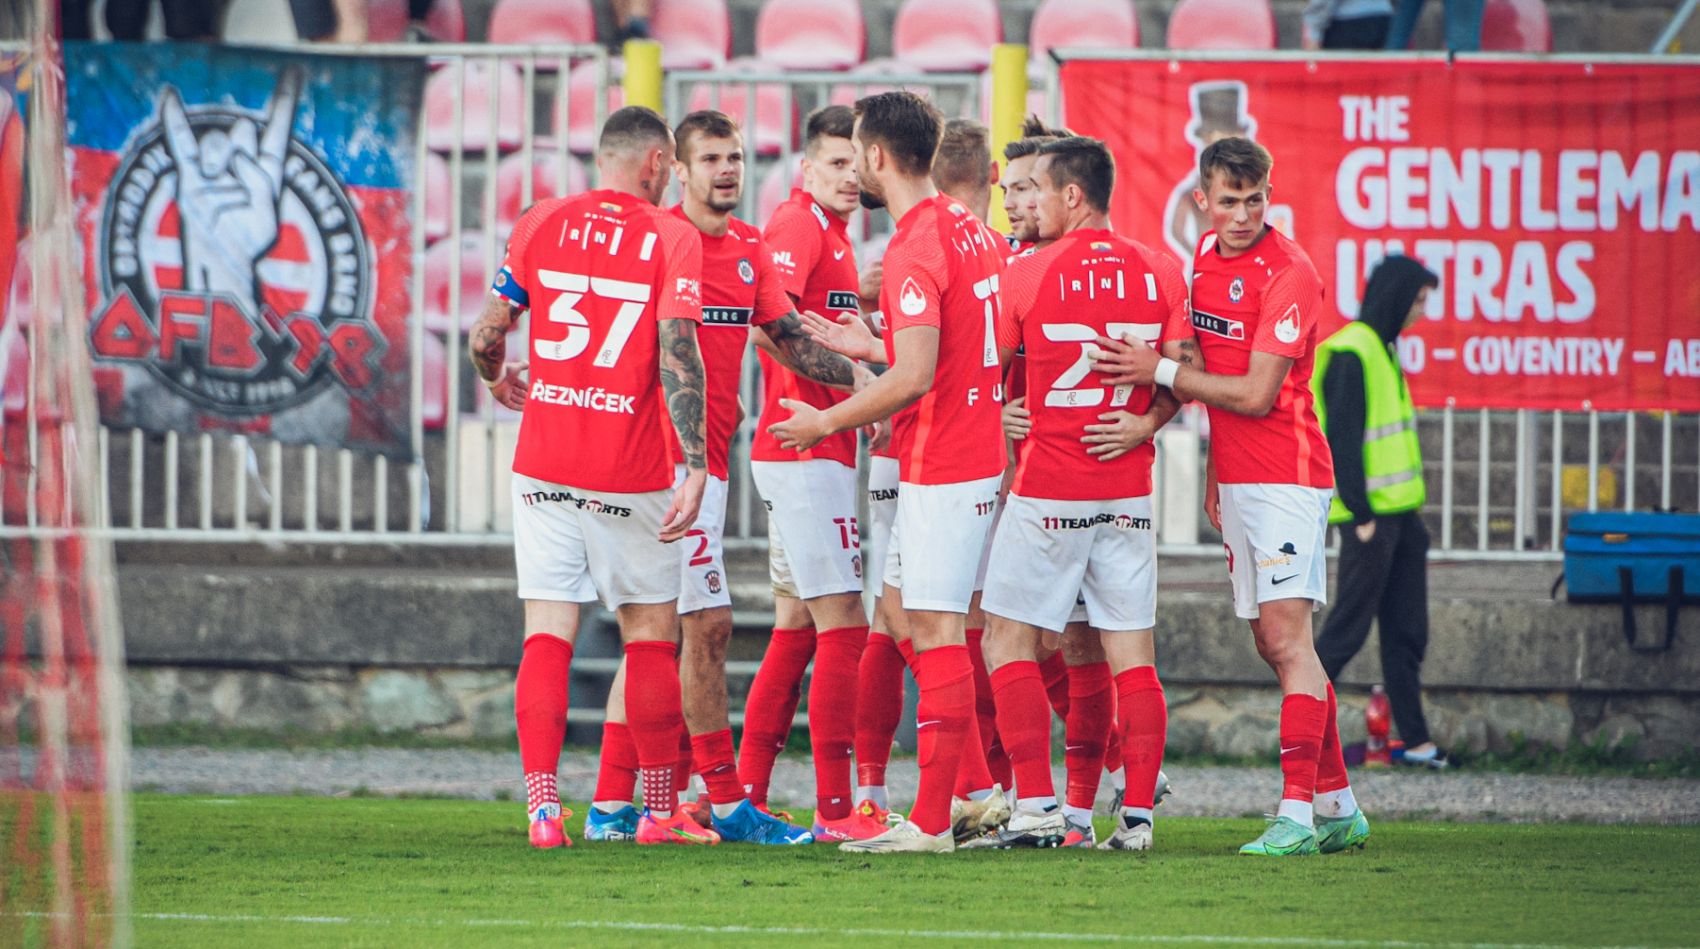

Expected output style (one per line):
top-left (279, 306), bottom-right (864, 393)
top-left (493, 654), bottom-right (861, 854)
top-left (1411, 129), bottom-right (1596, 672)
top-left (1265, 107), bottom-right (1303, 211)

top-left (1310, 255), bottom-right (1449, 770)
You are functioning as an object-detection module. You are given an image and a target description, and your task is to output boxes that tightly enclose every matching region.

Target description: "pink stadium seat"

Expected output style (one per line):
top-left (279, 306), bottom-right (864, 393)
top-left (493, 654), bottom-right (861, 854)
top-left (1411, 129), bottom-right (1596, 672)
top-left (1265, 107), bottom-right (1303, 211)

top-left (892, 0), bottom-right (1003, 72)
top-left (424, 60), bottom-right (526, 153)
top-left (495, 153), bottom-right (590, 231)
top-left (1166, 0), bottom-right (1277, 50)
top-left (365, 0), bottom-right (464, 42)
top-left (1029, 0), bottom-right (1139, 61)
top-left (756, 0), bottom-right (865, 71)
top-left (423, 232), bottom-right (494, 335)
top-left (427, 0), bottom-right (466, 41)
top-left (554, 58), bottom-right (627, 154)
top-left (1481, 0), bottom-right (1552, 52)
top-left (424, 152), bottom-right (452, 244)
top-left (756, 157), bottom-right (806, 227)
top-left (422, 332), bottom-right (448, 431)
top-left (653, 0), bottom-right (732, 69)
top-left (684, 59), bottom-right (795, 157)
top-left (488, 0), bottom-right (595, 48)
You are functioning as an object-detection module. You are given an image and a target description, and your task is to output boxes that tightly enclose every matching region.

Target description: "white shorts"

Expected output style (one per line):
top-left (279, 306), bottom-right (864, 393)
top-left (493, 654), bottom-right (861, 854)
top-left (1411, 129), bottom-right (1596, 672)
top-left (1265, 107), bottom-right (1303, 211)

top-left (753, 459), bottom-right (863, 600)
top-left (864, 456), bottom-right (900, 602)
top-left (511, 472), bottom-right (679, 609)
top-left (882, 475), bottom-right (1002, 614)
top-left (1218, 482), bottom-right (1331, 620)
top-left (981, 493), bottom-right (1157, 633)
top-left (674, 466), bottom-right (730, 615)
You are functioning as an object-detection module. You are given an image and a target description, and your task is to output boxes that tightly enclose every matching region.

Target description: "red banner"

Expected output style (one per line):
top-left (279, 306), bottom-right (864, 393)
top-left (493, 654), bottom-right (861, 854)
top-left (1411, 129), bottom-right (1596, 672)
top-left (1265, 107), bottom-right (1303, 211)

top-left (1060, 57), bottom-right (1700, 411)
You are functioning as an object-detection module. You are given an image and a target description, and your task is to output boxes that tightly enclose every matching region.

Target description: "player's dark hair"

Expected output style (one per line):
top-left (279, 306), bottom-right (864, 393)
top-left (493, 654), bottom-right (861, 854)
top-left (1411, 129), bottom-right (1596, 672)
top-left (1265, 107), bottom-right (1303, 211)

top-left (852, 91), bottom-right (943, 177)
top-left (931, 118), bottom-right (991, 195)
top-left (1199, 136), bottom-right (1272, 191)
top-left (599, 105), bottom-right (673, 155)
top-left (1037, 136), bottom-right (1115, 212)
top-left (1001, 115), bottom-right (1073, 162)
top-left (674, 109), bottom-right (741, 161)
top-left (804, 104), bottom-right (855, 155)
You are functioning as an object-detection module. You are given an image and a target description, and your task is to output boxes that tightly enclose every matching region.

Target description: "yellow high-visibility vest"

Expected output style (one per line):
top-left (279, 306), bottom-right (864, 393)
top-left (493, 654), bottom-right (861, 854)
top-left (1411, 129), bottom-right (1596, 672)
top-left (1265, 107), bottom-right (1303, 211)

top-left (1312, 321), bottom-right (1426, 524)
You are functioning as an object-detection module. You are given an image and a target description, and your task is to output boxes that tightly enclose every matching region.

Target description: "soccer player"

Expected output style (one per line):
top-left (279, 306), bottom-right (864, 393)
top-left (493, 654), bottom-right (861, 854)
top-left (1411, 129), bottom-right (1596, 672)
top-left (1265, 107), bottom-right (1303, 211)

top-left (1000, 117), bottom-right (1069, 258)
top-left (771, 92), bottom-right (1007, 854)
top-left (469, 106), bottom-right (713, 849)
top-left (978, 137), bottom-right (1182, 852)
top-left (736, 105), bottom-right (891, 842)
top-left (1092, 136), bottom-right (1367, 857)
top-left (586, 111), bottom-right (864, 845)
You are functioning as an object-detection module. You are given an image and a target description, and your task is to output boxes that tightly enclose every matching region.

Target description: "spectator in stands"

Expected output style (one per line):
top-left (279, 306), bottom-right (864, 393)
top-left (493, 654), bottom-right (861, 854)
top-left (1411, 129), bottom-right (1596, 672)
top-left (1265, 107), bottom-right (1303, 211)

top-left (1386, 0), bottom-right (1484, 51)
top-left (611, 0), bottom-right (652, 44)
top-left (408, 0), bottom-right (437, 40)
top-left (1311, 255), bottom-right (1448, 770)
top-left (290, 0), bottom-right (368, 42)
top-left (102, 0), bottom-right (228, 39)
top-left (1302, 0), bottom-right (1395, 49)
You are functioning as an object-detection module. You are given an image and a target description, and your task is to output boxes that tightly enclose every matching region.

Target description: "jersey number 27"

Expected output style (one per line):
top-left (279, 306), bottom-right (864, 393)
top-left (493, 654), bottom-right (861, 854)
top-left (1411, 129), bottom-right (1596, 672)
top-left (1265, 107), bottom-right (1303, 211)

top-left (1042, 321), bottom-right (1160, 408)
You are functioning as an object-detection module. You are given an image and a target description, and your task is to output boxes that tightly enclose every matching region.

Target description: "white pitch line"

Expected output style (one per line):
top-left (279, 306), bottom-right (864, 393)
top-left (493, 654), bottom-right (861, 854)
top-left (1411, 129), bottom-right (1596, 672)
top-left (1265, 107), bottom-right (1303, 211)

top-left (5, 912), bottom-right (1686, 949)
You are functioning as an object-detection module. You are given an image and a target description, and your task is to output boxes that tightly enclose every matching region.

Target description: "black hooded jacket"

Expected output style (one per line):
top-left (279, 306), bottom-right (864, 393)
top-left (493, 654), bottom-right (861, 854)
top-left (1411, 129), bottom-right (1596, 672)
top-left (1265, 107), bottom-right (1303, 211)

top-left (1322, 255), bottom-right (1439, 524)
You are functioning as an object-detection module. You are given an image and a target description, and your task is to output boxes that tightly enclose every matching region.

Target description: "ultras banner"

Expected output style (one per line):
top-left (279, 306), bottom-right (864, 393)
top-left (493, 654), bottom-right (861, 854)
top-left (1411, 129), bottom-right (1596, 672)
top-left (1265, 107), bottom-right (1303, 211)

top-left (67, 43), bottom-right (423, 458)
top-left (1060, 57), bottom-right (1700, 412)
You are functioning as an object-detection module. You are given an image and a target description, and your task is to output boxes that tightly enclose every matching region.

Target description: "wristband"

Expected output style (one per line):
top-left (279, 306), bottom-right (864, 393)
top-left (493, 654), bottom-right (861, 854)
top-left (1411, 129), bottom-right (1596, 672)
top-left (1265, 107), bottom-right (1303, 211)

top-left (1154, 357), bottom-right (1181, 389)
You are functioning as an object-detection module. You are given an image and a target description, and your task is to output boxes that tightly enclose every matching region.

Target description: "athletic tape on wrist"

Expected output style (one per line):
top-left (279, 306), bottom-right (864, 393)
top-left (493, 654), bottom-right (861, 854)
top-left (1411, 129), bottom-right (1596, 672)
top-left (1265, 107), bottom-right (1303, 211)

top-left (1154, 357), bottom-right (1180, 389)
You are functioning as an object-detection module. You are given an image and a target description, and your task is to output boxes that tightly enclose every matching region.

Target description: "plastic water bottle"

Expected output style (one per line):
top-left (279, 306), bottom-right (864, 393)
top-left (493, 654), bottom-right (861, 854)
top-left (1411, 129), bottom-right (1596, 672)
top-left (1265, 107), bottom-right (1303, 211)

top-left (1365, 685), bottom-right (1392, 767)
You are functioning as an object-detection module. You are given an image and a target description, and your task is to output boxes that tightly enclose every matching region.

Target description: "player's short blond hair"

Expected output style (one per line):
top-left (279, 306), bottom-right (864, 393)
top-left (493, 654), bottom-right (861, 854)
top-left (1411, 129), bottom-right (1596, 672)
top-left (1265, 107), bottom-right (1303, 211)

top-left (1199, 136), bottom-right (1272, 191)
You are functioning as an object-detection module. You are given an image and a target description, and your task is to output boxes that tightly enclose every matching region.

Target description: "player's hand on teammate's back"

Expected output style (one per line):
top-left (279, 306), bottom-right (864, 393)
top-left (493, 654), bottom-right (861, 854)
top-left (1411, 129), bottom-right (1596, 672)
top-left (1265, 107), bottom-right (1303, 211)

top-left (768, 398), bottom-right (829, 451)
top-left (1090, 333), bottom-right (1161, 386)
top-left (1002, 396), bottom-right (1032, 441)
top-left (1082, 409), bottom-right (1155, 462)
top-left (484, 360), bottom-right (530, 411)
top-left (800, 309), bottom-right (881, 363)
top-left (863, 418), bottom-right (891, 453)
top-left (660, 467), bottom-right (707, 543)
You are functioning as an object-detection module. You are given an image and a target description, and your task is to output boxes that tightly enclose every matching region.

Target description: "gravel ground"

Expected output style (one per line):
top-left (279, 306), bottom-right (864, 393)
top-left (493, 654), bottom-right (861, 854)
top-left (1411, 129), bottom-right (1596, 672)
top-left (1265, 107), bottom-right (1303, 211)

top-left (128, 748), bottom-right (1700, 825)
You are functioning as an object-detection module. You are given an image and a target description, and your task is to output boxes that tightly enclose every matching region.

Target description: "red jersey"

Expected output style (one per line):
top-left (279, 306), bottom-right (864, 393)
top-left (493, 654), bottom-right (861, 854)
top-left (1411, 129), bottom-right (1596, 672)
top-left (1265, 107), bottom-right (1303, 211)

top-left (996, 230), bottom-right (1187, 501)
top-left (494, 190), bottom-right (703, 494)
top-left (662, 207), bottom-right (788, 479)
top-left (1188, 228), bottom-right (1334, 488)
top-left (880, 194), bottom-right (1006, 486)
top-left (753, 189), bottom-right (858, 467)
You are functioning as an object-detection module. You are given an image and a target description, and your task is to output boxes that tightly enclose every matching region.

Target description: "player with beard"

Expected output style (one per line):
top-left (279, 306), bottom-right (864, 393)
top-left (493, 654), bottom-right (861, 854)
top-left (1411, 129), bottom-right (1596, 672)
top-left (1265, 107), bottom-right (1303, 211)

top-left (1091, 136), bottom-right (1365, 857)
top-left (584, 111), bottom-right (867, 846)
top-left (771, 92), bottom-right (1006, 854)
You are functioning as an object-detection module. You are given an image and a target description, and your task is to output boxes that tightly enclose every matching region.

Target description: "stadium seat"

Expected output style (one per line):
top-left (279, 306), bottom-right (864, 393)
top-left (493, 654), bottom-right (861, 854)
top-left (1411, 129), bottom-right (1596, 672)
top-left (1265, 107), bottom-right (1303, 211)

top-left (495, 153), bottom-right (590, 231)
top-left (755, 0), bottom-right (864, 71)
top-left (424, 59), bottom-right (526, 153)
top-left (423, 232), bottom-right (495, 335)
top-left (365, 0), bottom-right (465, 41)
top-left (653, 0), bottom-right (732, 69)
top-left (684, 58), bottom-right (795, 157)
top-left (1028, 0), bottom-right (1139, 62)
top-left (423, 152), bottom-right (452, 244)
top-left (1166, 0), bottom-right (1277, 50)
top-left (426, 0), bottom-right (466, 41)
top-left (2, 326), bottom-right (25, 420)
top-left (756, 156), bottom-right (806, 227)
top-left (554, 58), bottom-right (627, 155)
top-left (1481, 0), bottom-right (1552, 52)
top-left (488, 0), bottom-right (595, 49)
top-left (422, 332), bottom-right (448, 431)
top-left (892, 0), bottom-right (1003, 72)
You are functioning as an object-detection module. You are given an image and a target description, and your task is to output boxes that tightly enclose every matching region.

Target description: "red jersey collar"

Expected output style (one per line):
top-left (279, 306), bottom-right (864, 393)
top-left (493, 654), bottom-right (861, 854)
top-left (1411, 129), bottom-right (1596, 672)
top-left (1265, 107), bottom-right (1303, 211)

top-left (791, 188), bottom-right (850, 236)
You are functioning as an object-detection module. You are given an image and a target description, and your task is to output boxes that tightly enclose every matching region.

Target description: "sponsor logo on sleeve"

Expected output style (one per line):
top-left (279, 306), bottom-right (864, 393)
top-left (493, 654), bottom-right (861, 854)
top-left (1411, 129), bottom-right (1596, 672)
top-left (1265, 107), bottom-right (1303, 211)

top-left (1273, 303), bottom-right (1302, 344)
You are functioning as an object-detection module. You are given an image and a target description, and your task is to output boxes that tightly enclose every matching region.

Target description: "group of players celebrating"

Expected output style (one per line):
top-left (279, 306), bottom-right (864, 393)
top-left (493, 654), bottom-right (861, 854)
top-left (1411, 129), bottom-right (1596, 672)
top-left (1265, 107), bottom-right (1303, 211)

top-left (469, 90), bottom-right (1368, 857)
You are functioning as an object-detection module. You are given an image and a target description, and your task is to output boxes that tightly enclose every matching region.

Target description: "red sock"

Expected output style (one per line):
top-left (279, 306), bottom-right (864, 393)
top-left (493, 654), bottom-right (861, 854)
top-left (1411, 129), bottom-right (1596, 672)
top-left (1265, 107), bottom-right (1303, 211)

top-left (854, 631), bottom-right (905, 789)
top-left (965, 628), bottom-right (1010, 788)
top-left (593, 721), bottom-right (638, 804)
top-left (736, 627), bottom-right (815, 806)
top-left (1316, 683), bottom-right (1350, 794)
top-left (624, 641), bottom-right (684, 816)
top-left (953, 703), bottom-right (997, 798)
top-left (1114, 666), bottom-right (1166, 810)
top-left (515, 635), bottom-right (573, 776)
top-left (1064, 662), bottom-right (1113, 810)
top-left (896, 636), bottom-right (917, 671)
top-left (1103, 696), bottom-right (1123, 780)
top-left (910, 644), bottom-right (975, 836)
top-left (691, 728), bottom-right (743, 806)
top-left (673, 723), bottom-right (694, 796)
top-left (810, 626), bottom-right (866, 820)
top-left (1040, 651), bottom-right (1071, 720)
top-left (990, 661), bottom-right (1055, 799)
top-left (1279, 692), bottom-right (1328, 804)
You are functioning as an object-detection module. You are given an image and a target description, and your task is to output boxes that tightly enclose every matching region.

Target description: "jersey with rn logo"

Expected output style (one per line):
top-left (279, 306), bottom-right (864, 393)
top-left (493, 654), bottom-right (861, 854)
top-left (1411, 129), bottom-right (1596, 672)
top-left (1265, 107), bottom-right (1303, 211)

top-left (493, 189), bottom-right (702, 494)
top-left (1189, 227), bottom-right (1334, 489)
top-left (879, 194), bottom-right (1007, 486)
top-left (662, 205), bottom-right (789, 479)
top-left (997, 229), bottom-right (1190, 501)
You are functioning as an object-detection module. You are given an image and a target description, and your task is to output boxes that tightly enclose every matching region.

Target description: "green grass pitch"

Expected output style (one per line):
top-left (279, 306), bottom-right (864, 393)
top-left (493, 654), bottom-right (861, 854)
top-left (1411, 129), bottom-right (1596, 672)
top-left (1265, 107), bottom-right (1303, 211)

top-left (76, 796), bottom-right (1700, 947)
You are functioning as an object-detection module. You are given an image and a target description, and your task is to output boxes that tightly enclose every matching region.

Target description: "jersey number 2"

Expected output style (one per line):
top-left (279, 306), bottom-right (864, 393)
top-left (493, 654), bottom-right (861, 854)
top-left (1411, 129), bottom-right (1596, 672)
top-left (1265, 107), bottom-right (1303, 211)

top-left (532, 270), bottom-right (652, 367)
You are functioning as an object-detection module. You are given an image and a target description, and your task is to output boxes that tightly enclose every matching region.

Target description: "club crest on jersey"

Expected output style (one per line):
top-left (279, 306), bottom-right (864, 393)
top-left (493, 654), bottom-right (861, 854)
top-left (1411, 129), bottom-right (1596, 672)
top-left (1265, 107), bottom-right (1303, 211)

top-left (705, 570), bottom-right (723, 594)
top-left (898, 277), bottom-right (927, 317)
top-left (737, 258), bottom-right (754, 284)
top-left (1229, 277), bottom-right (1245, 302)
top-left (1273, 303), bottom-right (1302, 344)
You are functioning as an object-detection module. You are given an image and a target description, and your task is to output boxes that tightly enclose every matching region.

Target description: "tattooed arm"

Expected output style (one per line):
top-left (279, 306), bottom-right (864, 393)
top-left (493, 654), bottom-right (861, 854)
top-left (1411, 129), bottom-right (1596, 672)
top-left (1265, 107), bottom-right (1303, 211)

top-left (657, 317), bottom-right (709, 542)
top-left (760, 311), bottom-right (859, 389)
top-left (468, 295), bottom-right (529, 410)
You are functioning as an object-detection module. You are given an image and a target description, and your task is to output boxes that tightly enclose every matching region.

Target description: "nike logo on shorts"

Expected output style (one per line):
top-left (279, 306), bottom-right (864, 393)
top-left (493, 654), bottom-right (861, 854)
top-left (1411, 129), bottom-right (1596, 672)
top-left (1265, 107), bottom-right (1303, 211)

top-left (1272, 574), bottom-right (1298, 585)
